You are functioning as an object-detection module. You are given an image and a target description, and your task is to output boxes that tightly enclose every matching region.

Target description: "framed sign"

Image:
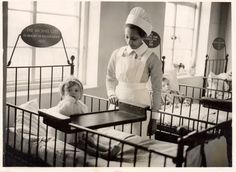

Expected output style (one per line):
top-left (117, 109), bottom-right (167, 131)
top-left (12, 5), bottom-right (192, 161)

top-left (143, 31), bottom-right (161, 48)
top-left (21, 23), bottom-right (62, 47)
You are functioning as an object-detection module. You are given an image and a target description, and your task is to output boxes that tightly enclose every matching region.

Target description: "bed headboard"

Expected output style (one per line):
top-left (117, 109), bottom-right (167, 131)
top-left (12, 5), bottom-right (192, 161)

top-left (6, 23), bottom-right (76, 108)
top-left (204, 37), bottom-right (229, 77)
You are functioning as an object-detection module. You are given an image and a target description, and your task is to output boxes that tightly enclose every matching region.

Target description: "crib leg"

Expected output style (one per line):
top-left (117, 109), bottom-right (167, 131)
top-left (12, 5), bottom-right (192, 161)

top-left (175, 140), bottom-right (184, 167)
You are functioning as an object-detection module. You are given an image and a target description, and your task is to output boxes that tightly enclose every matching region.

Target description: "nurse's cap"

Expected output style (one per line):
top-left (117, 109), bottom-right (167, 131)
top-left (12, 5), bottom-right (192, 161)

top-left (125, 7), bottom-right (152, 36)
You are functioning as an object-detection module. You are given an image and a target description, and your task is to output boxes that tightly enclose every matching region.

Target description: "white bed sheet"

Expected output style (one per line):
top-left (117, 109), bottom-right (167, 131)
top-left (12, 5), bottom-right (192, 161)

top-left (7, 127), bottom-right (45, 156)
top-left (7, 127), bottom-right (180, 167)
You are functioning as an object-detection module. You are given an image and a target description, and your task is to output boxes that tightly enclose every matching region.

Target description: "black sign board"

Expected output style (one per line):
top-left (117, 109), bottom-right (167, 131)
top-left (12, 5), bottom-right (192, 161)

top-left (21, 23), bottom-right (62, 47)
top-left (212, 37), bottom-right (225, 50)
top-left (143, 31), bottom-right (161, 48)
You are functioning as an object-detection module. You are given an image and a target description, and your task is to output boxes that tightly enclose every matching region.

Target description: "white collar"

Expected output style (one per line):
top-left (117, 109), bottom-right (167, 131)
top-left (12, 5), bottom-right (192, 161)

top-left (126, 42), bottom-right (148, 56)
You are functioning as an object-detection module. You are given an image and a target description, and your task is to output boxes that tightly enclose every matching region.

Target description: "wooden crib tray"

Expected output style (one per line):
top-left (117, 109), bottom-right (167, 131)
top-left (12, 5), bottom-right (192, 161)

top-left (39, 101), bottom-right (149, 131)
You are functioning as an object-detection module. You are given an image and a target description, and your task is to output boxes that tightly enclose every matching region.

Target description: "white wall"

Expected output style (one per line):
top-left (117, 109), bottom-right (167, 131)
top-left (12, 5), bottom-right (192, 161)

top-left (207, 2), bottom-right (231, 71)
top-left (195, 2), bottom-right (231, 76)
top-left (223, 3), bottom-right (231, 70)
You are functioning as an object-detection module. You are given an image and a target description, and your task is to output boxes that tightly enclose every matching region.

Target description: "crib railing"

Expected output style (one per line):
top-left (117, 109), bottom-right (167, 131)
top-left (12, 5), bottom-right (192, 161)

top-left (5, 103), bottom-right (181, 167)
top-left (155, 91), bottom-right (232, 143)
top-left (5, 99), bottom-right (231, 167)
top-left (179, 78), bottom-right (232, 100)
top-left (6, 56), bottom-right (75, 108)
top-left (204, 55), bottom-right (228, 77)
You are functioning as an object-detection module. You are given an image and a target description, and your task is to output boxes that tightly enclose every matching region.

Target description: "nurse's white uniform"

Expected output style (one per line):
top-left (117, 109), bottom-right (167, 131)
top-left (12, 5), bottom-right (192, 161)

top-left (107, 45), bottom-right (154, 137)
top-left (106, 7), bottom-right (162, 137)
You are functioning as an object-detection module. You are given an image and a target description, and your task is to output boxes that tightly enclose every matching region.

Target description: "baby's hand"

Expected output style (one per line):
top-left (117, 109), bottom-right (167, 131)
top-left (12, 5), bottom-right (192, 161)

top-left (64, 95), bottom-right (76, 103)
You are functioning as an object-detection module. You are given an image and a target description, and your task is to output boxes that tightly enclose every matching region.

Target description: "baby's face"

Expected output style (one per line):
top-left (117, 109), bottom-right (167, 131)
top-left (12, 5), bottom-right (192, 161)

top-left (65, 84), bottom-right (81, 100)
top-left (162, 81), bottom-right (170, 92)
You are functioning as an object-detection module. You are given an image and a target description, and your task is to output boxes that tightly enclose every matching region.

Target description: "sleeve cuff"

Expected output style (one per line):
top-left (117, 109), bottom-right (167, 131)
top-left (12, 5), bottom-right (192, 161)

top-left (151, 111), bottom-right (160, 119)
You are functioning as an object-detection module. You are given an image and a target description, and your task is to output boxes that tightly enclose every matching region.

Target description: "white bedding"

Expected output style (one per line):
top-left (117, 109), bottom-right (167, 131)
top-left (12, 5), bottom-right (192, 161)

top-left (7, 127), bottom-right (180, 167)
top-left (160, 103), bottom-right (231, 130)
top-left (7, 127), bottom-right (46, 156)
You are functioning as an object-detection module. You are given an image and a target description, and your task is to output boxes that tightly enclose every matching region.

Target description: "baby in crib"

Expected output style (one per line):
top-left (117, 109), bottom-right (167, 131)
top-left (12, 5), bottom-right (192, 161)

top-left (161, 77), bottom-right (183, 107)
top-left (54, 76), bottom-right (120, 159)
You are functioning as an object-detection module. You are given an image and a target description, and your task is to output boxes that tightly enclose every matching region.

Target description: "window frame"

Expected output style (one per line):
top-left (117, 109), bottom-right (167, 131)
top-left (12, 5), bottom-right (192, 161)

top-left (6, 1), bottom-right (90, 92)
top-left (163, 2), bottom-right (200, 76)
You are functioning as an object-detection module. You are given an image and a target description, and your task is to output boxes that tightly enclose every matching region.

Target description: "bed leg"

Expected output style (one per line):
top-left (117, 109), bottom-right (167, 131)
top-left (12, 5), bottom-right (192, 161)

top-left (175, 140), bottom-right (184, 167)
top-left (175, 127), bottom-right (187, 167)
top-left (222, 124), bottom-right (232, 167)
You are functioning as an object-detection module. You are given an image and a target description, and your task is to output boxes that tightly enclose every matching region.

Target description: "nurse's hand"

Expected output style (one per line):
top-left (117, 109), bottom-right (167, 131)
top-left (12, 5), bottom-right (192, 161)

top-left (147, 118), bottom-right (157, 136)
top-left (108, 95), bottom-right (119, 106)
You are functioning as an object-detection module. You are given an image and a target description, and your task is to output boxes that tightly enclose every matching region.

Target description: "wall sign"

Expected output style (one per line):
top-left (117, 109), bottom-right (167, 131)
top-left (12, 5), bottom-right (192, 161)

top-left (143, 31), bottom-right (161, 48)
top-left (212, 37), bottom-right (225, 50)
top-left (21, 23), bottom-right (62, 47)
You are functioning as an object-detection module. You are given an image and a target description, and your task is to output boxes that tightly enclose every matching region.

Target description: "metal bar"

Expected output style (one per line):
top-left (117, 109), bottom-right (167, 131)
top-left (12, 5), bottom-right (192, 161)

top-left (14, 68), bottom-right (18, 105)
top-left (36, 114), bottom-right (40, 157)
top-left (7, 64), bottom-right (71, 68)
top-left (95, 135), bottom-right (100, 166)
top-left (63, 133), bottom-right (67, 167)
top-left (148, 152), bottom-right (152, 167)
top-left (73, 132), bottom-right (78, 167)
top-left (133, 148), bottom-right (137, 167)
top-left (44, 125), bottom-right (48, 162)
top-left (225, 54), bottom-right (228, 73)
top-left (27, 67), bottom-right (30, 101)
top-left (83, 132), bottom-right (88, 166)
top-left (50, 67), bottom-right (54, 107)
top-left (61, 36), bottom-right (70, 65)
top-left (7, 34), bottom-right (21, 66)
top-left (13, 107), bottom-right (17, 149)
top-left (196, 103), bottom-right (201, 131)
top-left (107, 138), bottom-right (112, 167)
top-left (20, 110), bottom-right (24, 152)
top-left (202, 55), bottom-right (209, 97)
top-left (91, 97), bottom-right (93, 112)
top-left (187, 101), bottom-right (192, 130)
top-left (98, 99), bottom-right (101, 112)
top-left (6, 106), bottom-right (10, 146)
top-left (53, 129), bottom-right (58, 166)
top-left (130, 122), bottom-right (133, 134)
top-left (61, 66), bottom-right (64, 82)
top-left (164, 157), bottom-right (167, 167)
top-left (119, 143), bottom-right (124, 167)
top-left (140, 121), bottom-right (142, 136)
top-left (39, 67), bottom-right (42, 108)
top-left (28, 113), bottom-right (32, 155)
top-left (70, 55), bottom-right (75, 75)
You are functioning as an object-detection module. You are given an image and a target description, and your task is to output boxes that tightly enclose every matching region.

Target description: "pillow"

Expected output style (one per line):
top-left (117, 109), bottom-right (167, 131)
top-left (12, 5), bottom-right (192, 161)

top-left (16, 99), bottom-right (46, 136)
top-left (163, 70), bottom-right (179, 92)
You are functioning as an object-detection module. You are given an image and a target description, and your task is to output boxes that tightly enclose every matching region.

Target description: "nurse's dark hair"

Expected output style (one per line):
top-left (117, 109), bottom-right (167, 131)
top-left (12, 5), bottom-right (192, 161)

top-left (126, 24), bottom-right (147, 38)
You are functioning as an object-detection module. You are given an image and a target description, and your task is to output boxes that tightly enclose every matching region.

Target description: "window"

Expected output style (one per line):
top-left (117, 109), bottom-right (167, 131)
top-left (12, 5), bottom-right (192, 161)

top-left (6, 1), bottom-right (87, 91)
top-left (163, 2), bottom-right (200, 75)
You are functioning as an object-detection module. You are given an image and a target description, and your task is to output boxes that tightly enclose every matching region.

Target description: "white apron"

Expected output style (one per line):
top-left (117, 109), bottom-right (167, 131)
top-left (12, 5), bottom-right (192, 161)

top-left (112, 47), bottom-right (152, 137)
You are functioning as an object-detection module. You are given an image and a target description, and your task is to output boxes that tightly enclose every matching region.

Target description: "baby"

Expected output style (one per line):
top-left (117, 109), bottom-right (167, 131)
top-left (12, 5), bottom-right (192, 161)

top-left (57, 76), bottom-right (88, 116)
top-left (55, 76), bottom-right (120, 159)
top-left (161, 77), bottom-right (182, 106)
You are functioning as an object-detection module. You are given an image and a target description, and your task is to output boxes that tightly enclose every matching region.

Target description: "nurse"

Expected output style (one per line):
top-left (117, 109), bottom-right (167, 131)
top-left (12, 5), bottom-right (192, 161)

top-left (106, 7), bottom-right (162, 136)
